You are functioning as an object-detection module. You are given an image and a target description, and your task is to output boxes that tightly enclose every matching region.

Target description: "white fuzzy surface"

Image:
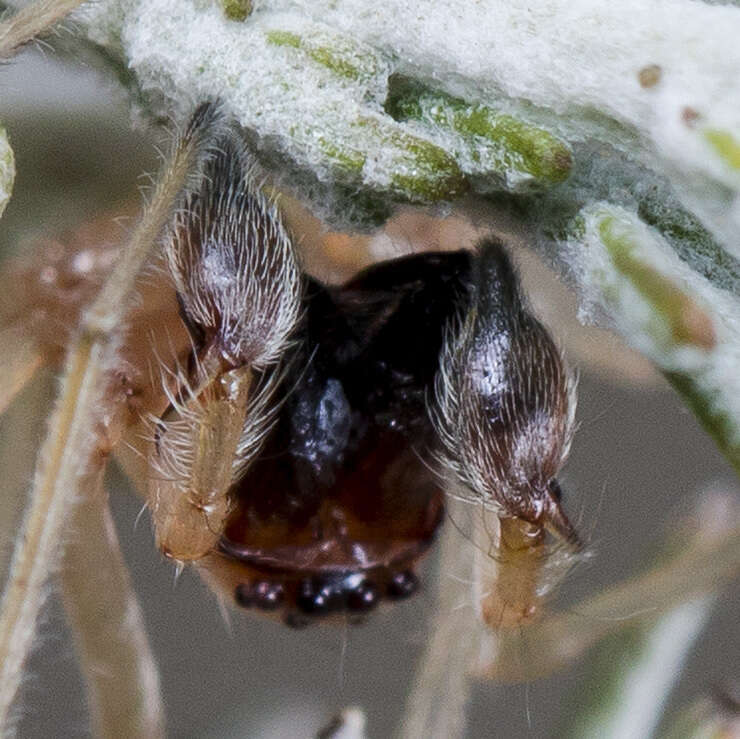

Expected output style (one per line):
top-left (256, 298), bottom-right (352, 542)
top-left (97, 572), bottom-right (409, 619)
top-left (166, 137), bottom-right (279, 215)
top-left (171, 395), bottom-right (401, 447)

top-left (576, 203), bottom-right (740, 444)
top-left (71, 0), bottom-right (739, 249)
top-left (0, 126), bottom-right (14, 219)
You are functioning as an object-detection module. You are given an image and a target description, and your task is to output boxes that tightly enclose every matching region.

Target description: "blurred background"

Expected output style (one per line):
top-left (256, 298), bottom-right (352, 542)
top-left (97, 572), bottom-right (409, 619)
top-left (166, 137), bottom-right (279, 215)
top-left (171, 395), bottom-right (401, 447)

top-left (0, 46), bottom-right (737, 738)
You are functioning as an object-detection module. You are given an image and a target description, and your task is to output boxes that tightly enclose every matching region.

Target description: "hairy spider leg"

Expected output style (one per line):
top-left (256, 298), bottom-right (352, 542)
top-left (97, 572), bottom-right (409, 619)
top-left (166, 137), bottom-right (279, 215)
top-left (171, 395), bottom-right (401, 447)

top-left (0, 102), bottom-right (221, 734)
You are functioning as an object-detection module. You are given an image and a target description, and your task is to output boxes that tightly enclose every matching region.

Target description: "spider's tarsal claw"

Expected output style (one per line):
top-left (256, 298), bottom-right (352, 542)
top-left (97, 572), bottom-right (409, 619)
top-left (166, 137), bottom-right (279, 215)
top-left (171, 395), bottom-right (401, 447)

top-left (543, 483), bottom-right (582, 552)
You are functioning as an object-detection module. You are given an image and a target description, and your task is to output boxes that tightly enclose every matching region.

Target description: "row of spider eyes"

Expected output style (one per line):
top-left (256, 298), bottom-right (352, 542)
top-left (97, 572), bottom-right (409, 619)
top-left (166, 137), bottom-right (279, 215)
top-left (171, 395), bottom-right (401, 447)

top-left (232, 571), bottom-right (419, 621)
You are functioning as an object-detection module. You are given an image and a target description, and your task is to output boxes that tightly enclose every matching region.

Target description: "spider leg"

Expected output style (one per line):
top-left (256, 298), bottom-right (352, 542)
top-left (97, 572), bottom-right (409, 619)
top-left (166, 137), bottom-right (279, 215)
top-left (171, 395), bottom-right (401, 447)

top-left (0, 0), bottom-right (87, 59)
top-left (399, 496), bottom-right (486, 739)
top-left (0, 323), bottom-right (43, 415)
top-left (0, 361), bottom-right (53, 588)
top-left (60, 459), bottom-right (166, 738)
top-left (0, 103), bottom-right (220, 732)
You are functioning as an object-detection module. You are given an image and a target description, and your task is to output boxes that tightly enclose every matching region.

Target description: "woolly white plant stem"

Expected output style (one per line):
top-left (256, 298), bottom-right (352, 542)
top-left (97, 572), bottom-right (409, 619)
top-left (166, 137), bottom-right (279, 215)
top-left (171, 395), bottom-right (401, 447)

top-left (0, 0), bottom-right (87, 59)
top-left (564, 598), bottom-right (715, 739)
top-left (573, 204), bottom-right (740, 476)
top-left (657, 696), bottom-right (740, 739)
top-left (60, 465), bottom-right (165, 739)
top-left (558, 491), bottom-right (738, 739)
top-left (73, 1), bottom-right (740, 247)
top-left (0, 124), bottom-right (13, 220)
top-left (0, 105), bottom-right (216, 731)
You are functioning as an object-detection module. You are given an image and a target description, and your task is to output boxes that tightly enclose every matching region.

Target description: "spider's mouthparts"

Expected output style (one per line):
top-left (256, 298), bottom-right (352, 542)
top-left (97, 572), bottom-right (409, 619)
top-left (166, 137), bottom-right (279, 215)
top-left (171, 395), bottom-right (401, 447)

top-left (153, 236), bottom-right (582, 631)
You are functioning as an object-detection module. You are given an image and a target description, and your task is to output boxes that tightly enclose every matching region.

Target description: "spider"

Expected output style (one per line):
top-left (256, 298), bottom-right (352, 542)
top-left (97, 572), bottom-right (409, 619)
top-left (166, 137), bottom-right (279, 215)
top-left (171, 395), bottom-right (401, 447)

top-left (2, 11), bottom-right (737, 739)
top-left (0, 99), bottom-right (583, 733)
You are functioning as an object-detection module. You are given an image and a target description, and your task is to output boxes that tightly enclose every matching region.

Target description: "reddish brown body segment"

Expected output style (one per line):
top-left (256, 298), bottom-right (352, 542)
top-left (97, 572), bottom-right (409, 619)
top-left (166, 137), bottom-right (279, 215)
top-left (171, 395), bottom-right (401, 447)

top-left (211, 252), bottom-right (475, 624)
top-left (0, 217), bottom-right (190, 433)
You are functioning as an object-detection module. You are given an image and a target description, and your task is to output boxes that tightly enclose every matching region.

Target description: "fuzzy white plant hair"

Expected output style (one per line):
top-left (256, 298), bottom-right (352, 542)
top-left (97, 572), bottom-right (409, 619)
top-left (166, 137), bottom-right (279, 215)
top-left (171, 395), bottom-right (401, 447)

top-left (163, 132), bottom-right (302, 369)
top-left (432, 239), bottom-right (577, 537)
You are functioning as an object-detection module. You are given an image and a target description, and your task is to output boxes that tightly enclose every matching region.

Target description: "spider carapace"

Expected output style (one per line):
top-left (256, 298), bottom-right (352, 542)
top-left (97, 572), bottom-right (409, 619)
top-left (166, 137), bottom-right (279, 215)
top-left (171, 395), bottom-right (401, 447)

top-left (216, 250), bottom-right (471, 626)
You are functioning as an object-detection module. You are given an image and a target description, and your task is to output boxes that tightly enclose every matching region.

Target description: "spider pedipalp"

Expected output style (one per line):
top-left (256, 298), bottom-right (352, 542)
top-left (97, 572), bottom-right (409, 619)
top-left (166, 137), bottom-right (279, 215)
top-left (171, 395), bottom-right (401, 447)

top-left (150, 133), bottom-right (302, 562)
top-left (433, 238), bottom-right (581, 628)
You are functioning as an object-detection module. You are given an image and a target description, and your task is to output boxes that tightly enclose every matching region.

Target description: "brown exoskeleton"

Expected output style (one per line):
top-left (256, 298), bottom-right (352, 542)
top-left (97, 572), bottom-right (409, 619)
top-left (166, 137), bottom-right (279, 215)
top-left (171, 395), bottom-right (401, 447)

top-left (0, 104), bottom-right (581, 732)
